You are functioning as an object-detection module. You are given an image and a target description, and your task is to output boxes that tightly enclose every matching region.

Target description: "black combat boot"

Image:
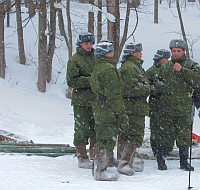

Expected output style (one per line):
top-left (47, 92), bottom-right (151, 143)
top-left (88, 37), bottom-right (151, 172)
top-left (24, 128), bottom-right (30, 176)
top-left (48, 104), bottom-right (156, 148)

top-left (156, 145), bottom-right (167, 170)
top-left (179, 148), bottom-right (194, 171)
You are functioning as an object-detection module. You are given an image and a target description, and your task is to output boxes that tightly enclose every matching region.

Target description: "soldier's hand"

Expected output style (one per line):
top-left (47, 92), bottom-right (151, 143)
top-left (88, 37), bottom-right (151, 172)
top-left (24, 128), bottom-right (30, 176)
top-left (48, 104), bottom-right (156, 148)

top-left (174, 62), bottom-right (182, 72)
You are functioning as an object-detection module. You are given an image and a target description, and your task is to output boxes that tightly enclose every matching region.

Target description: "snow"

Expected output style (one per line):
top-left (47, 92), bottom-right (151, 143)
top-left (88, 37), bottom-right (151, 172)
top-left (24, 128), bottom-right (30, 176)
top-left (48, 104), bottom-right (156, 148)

top-left (0, 1), bottom-right (200, 189)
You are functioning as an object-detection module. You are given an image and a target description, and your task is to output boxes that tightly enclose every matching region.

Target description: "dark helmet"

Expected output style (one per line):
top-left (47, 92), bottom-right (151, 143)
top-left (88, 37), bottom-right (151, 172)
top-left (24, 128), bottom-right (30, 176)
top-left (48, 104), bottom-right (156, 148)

top-left (76, 32), bottom-right (95, 47)
top-left (94, 40), bottom-right (114, 58)
top-left (153, 49), bottom-right (171, 62)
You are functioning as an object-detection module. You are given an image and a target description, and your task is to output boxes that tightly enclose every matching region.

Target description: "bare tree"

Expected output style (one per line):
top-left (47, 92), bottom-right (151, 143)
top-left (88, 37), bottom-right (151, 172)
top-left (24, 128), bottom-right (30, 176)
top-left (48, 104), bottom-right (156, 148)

top-left (66, 0), bottom-right (72, 58)
top-left (88, 0), bottom-right (94, 33)
top-left (15, 0), bottom-right (26, 65)
top-left (113, 0), bottom-right (120, 64)
top-left (66, 0), bottom-right (73, 99)
top-left (57, 7), bottom-right (70, 51)
top-left (154, 0), bottom-right (158, 23)
top-left (115, 0), bottom-right (132, 63)
top-left (106, 0), bottom-right (115, 40)
top-left (6, 0), bottom-right (11, 27)
top-left (176, 0), bottom-right (190, 57)
top-left (46, 0), bottom-right (56, 83)
top-left (131, 0), bottom-right (140, 8)
top-left (27, 0), bottom-right (37, 18)
top-left (0, 3), bottom-right (6, 79)
top-left (97, 0), bottom-right (102, 43)
top-left (38, 0), bottom-right (47, 92)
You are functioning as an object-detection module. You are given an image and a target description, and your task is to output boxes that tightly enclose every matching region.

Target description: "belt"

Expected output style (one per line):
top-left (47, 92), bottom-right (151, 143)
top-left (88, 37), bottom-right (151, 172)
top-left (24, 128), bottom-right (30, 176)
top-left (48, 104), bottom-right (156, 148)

top-left (124, 96), bottom-right (146, 101)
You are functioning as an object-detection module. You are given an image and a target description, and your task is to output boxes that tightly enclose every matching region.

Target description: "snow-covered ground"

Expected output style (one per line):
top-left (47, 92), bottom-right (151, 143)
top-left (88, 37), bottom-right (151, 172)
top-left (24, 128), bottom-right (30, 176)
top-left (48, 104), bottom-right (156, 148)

top-left (1, 1), bottom-right (200, 189)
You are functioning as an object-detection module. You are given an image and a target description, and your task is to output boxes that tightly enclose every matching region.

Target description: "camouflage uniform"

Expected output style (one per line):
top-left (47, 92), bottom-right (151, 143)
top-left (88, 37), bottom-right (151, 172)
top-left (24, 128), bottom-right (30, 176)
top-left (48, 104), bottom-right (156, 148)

top-left (155, 53), bottom-right (200, 149)
top-left (119, 55), bottom-right (150, 147)
top-left (146, 61), bottom-right (173, 155)
top-left (90, 57), bottom-right (127, 151)
top-left (67, 47), bottom-right (96, 147)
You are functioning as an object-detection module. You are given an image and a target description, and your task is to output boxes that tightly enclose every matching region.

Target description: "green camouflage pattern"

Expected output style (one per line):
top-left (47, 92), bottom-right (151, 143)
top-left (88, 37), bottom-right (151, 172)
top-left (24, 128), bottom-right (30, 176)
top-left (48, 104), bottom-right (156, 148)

top-left (146, 61), bottom-right (162, 114)
top-left (155, 115), bottom-right (191, 149)
top-left (146, 61), bottom-right (173, 154)
top-left (90, 57), bottom-right (128, 151)
top-left (67, 47), bottom-right (96, 107)
top-left (73, 106), bottom-right (95, 146)
top-left (119, 55), bottom-right (150, 146)
top-left (155, 54), bottom-right (200, 148)
top-left (159, 54), bottom-right (200, 116)
top-left (66, 47), bottom-right (96, 146)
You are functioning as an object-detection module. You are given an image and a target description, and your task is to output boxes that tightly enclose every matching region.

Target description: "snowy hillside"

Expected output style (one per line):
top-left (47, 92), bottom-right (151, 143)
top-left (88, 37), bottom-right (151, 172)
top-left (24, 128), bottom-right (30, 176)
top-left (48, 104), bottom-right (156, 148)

top-left (0, 1), bottom-right (200, 189)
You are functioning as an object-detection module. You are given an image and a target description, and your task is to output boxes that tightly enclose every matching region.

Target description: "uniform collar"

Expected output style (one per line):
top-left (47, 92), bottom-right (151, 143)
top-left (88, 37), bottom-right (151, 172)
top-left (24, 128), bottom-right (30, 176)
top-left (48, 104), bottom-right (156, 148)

top-left (76, 47), bottom-right (94, 56)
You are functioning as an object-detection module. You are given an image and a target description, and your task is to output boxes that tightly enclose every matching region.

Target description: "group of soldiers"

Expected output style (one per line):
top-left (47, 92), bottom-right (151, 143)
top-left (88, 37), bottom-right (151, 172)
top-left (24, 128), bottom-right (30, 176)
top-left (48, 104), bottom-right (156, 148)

top-left (67, 32), bottom-right (200, 181)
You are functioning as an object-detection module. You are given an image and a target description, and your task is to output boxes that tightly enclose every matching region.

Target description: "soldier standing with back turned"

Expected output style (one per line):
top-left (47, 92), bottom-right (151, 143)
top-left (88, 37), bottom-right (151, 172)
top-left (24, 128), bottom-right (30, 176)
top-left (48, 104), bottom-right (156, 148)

top-left (117, 42), bottom-right (150, 176)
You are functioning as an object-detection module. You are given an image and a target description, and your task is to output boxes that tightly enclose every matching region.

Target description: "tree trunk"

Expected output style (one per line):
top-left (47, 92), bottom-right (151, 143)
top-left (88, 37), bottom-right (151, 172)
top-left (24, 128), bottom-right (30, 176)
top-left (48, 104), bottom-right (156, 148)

top-left (97, 0), bottom-right (102, 43)
top-left (130, 0), bottom-right (140, 8)
top-left (106, 0), bottom-right (115, 40)
top-left (154, 0), bottom-right (158, 24)
top-left (88, 0), bottom-right (94, 34)
top-left (6, 0), bottom-right (11, 27)
top-left (115, 0), bottom-right (131, 64)
top-left (113, 0), bottom-right (120, 65)
top-left (27, 1), bottom-right (37, 18)
top-left (66, 0), bottom-right (73, 99)
top-left (66, 0), bottom-right (72, 58)
top-left (176, 0), bottom-right (190, 57)
top-left (46, 0), bottom-right (56, 83)
top-left (38, 1), bottom-right (47, 92)
top-left (15, 0), bottom-right (26, 65)
top-left (57, 9), bottom-right (70, 49)
top-left (0, 4), bottom-right (6, 79)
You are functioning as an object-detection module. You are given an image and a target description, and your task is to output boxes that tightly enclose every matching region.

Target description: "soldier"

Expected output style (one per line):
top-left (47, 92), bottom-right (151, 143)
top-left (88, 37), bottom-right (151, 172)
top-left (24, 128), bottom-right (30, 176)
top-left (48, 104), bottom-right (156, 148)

top-left (90, 40), bottom-right (129, 181)
top-left (67, 32), bottom-right (96, 169)
top-left (155, 39), bottom-right (200, 171)
top-left (146, 49), bottom-right (171, 156)
top-left (117, 42), bottom-right (150, 176)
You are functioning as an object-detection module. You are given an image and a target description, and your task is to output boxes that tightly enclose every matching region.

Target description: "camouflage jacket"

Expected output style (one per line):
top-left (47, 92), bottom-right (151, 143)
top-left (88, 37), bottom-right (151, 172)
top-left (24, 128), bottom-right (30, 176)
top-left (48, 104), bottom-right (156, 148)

top-left (67, 47), bottom-right (96, 107)
top-left (90, 57), bottom-right (126, 115)
top-left (159, 54), bottom-right (200, 116)
top-left (146, 61), bottom-right (163, 113)
top-left (119, 56), bottom-right (150, 116)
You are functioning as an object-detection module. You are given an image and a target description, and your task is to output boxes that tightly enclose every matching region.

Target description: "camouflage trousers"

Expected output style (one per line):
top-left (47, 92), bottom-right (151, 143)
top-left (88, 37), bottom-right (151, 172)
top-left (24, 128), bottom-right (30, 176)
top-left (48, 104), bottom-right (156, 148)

top-left (154, 114), bottom-right (192, 149)
top-left (150, 111), bottom-right (174, 155)
top-left (92, 99), bottom-right (119, 151)
top-left (73, 106), bottom-right (95, 146)
top-left (121, 115), bottom-right (145, 148)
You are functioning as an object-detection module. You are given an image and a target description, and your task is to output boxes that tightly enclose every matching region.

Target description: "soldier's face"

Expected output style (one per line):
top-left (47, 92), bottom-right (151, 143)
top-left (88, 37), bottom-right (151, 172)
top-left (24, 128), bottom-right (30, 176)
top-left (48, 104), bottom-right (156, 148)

top-left (105, 52), bottom-right (114, 58)
top-left (159, 58), bottom-right (169, 64)
top-left (133, 51), bottom-right (142, 59)
top-left (171, 48), bottom-right (185, 59)
top-left (80, 42), bottom-right (94, 52)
